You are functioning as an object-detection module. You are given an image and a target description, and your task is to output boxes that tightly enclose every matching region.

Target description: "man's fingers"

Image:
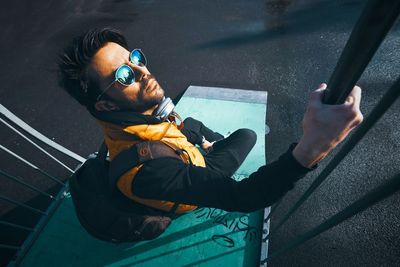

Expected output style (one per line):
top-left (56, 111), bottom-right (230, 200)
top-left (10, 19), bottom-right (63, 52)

top-left (345, 86), bottom-right (362, 108)
top-left (314, 83), bottom-right (327, 93)
top-left (342, 86), bottom-right (363, 128)
top-left (318, 83), bottom-right (327, 90)
top-left (309, 83), bottom-right (327, 102)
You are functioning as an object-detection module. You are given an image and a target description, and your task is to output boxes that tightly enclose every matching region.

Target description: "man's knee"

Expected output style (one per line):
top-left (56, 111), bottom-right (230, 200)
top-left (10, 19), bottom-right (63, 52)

top-left (183, 117), bottom-right (194, 123)
top-left (183, 117), bottom-right (201, 128)
top-left (232, 128), bottom-right (257, 147)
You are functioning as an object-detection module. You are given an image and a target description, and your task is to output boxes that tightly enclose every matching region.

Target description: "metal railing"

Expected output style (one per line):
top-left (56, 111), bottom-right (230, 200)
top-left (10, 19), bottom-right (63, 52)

top-left (0, 104), bottom-right (84, 266)
top-left (261, 0), bottom-right (400, 264)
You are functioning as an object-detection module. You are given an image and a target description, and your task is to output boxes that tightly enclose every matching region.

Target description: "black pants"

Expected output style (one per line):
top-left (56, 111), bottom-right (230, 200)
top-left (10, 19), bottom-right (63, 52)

top-left (183, 117), bottom-right (257, 179)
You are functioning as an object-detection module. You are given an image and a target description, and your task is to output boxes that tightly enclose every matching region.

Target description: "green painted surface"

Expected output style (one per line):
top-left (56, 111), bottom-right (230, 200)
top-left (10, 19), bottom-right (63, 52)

top-left (20, 88), bottom-right (267, 267)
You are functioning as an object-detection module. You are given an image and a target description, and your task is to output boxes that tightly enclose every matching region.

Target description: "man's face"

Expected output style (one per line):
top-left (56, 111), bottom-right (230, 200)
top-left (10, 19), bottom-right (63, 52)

top-left (89, 42), bottom-right (165, 113)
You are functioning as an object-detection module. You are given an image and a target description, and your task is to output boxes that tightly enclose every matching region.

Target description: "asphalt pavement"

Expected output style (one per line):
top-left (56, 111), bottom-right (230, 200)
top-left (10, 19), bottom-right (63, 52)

top-left (0, 0), bottom-right (399, 266)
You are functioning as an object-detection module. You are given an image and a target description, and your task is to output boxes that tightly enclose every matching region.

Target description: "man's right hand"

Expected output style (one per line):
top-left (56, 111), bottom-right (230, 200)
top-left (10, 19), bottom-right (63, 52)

top-left (201, 138), bottom-right (215, 153)
top-left (292, 83), bottom-right (364, 168)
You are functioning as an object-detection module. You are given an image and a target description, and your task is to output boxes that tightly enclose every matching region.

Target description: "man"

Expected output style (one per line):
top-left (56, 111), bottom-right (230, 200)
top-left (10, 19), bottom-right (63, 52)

top-left (58, 28), bottom-right (363, 214)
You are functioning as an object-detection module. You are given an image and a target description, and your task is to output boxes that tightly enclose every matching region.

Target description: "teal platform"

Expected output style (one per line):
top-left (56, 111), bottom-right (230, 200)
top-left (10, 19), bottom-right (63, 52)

top-left (19, 86), bottom-right (269, 267)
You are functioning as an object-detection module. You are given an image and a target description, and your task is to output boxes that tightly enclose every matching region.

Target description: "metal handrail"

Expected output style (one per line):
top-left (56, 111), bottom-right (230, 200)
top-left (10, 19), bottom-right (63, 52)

top-left (323, 0), bottom-right (400, 104)
top-left (0, 244), bottom-right (20, 250)
top-left (0, 104), bottom-right (84, 265)
top-left (265, 77), bottom-right (400, 240)
top-left (0, 104), bottom-right (85, 163)
top-left (263, 0), bottom-right (400, 262)
top-left (9, 184), bottom-right (69, 267)
top-left (0, 169), bottom-right (54, 199)
top-left (0, 220), bottom-right (34, 232)
top-left (263, 171), bottom-right (400, 263)
top-left (0, 195), bottom-right (46, 215)
top-left (0, 144), bottom-right (65, 186)
top-left (0, 118), bottom-right (74, 173)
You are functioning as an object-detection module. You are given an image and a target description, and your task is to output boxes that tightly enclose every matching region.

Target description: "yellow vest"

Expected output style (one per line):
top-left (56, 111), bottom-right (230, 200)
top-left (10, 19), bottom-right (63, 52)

top-left (98, 120), bottom-right (206, 213)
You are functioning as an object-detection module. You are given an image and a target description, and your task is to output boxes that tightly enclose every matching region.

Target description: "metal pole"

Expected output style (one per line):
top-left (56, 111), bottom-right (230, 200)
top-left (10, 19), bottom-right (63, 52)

top-left (10, 183), bottom-right (69, 266)
top-left (265, 76), bottom-right (400, 240)
top-left (323, 0), bottom-right (400, 104)
top-left (0, 104), bottom-right (85, 163)
top-left (0, 220), bottom-right (34, 232)
top-left (0, 169), bottom-right (54, 199)
top-left (264, 198), bottom-right (283, 223)
top-left (0, 244), bottom-right (20, 250)
top-left (0, 118), bottom-right (74, 173)
top-left (0, 144), bottom-right (65, 186)
top-left (262, 172), bottom-right (400, 263)
top-left (0, 195), bottom-right (46, 215)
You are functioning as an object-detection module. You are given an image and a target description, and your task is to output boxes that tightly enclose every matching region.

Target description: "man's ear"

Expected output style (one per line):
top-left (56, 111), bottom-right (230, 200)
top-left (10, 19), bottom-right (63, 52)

top-left (94, 100), bottom-right (121, 111)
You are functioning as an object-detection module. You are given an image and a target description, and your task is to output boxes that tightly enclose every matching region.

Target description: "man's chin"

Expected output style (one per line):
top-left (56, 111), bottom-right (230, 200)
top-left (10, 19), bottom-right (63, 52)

top-left (137, 97), bottom-right (164, 114)
top-left (155, 85), bottom-right (165, 98)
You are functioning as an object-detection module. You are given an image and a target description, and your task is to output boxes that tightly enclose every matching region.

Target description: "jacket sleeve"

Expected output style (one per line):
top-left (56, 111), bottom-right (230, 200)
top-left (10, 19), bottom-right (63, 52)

top-left (132, 145), bottom-right (316, 213)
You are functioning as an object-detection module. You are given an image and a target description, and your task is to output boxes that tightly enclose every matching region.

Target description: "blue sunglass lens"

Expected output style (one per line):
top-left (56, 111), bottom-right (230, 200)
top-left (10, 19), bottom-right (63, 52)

top-left (116, 65), bottom-right (135, 85)
top-left (130, 49), bottom-right (146, 66)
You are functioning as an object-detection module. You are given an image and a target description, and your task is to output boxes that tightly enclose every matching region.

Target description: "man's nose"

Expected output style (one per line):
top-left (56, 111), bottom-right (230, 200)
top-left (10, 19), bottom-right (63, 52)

top-left (127, 61), bottom-right (150, 82)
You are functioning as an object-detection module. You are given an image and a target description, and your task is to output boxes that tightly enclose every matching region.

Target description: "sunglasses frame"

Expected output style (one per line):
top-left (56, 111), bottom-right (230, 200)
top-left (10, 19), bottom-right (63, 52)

top-left (96, 48), bottom-right (147, 101)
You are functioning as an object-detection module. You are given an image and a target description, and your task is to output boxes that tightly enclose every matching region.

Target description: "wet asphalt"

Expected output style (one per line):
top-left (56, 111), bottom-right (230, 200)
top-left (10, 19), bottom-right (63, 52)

top-left (0, 0), bottom-right (399, 266)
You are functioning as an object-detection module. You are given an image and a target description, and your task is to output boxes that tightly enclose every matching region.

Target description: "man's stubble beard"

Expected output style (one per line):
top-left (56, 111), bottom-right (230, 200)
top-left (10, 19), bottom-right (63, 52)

top-left (137, 82), bottom-right (165, 113)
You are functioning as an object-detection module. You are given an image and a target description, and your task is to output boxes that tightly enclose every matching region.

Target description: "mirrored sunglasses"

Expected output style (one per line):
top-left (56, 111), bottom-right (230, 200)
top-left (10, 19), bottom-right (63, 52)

top-left (96, 49), bottom-right (147, 101)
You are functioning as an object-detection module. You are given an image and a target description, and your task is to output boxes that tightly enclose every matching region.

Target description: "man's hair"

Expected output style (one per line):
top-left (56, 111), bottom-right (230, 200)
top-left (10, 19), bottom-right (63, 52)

top-left (58, 27), bottom-right (129, 108)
